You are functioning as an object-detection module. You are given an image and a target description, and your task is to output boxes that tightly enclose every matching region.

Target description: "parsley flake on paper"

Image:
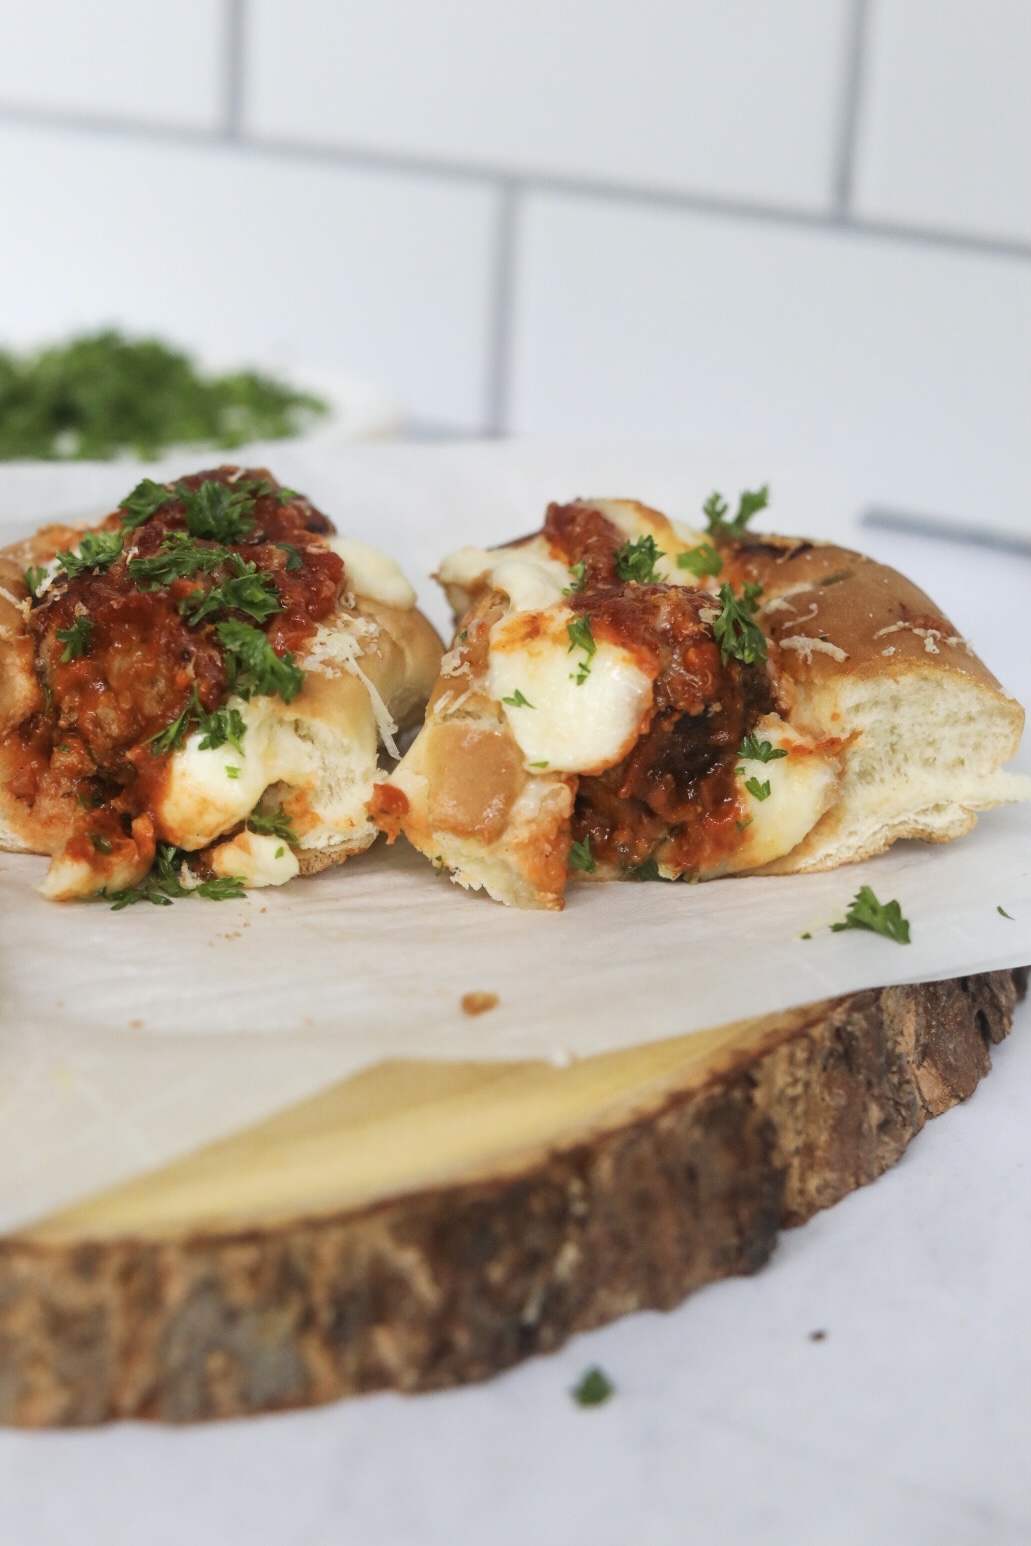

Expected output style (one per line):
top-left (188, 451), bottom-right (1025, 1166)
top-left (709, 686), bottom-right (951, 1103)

top-left (831, 886), bottom-right (911, 944)
top-left (571, 1368), bottom-right (614, 1407)
top-left (104, 844), bottom-right (245, 909)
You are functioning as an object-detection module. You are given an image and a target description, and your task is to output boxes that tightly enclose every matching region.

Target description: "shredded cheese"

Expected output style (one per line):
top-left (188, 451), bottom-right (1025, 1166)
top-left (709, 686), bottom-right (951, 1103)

top-left (779, 635), bottom-right (849, 663)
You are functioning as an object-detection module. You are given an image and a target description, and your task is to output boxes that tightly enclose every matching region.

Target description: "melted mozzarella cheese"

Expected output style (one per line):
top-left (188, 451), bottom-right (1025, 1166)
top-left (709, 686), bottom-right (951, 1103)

top-left (488, 607), bottom-right (653, 773)
top-left (722, 715), bottom-right (839, 872)
top-left (327, 537), bottom-right (416, 609)
top-left (208, 829), bottom-right (299, 888)
top-left (437, 543), bottom-right (570, 612)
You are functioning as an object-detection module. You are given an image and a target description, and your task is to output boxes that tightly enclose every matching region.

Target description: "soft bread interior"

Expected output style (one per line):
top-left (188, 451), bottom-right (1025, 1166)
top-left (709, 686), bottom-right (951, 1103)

top-left (761, 667), bottom-right (1028, 873)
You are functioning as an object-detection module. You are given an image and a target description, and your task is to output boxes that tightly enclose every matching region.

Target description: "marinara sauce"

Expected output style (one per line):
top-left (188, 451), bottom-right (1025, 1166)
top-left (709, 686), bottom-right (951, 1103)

top-left (1, 467), bottom-right (343, 864)
top-left (543, 502), bottom-right (773, 873)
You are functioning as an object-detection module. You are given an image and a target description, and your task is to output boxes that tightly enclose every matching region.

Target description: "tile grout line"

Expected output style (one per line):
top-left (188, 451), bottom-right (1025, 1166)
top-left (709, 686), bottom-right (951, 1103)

top-left (832, 0), bottom-right (871, 216)
top-left (0, 99), bottom-right (1028, 265)
top-left (484, 182), bottom-right (520, 436)
top-left (223, 0), bottom-right (246, 139)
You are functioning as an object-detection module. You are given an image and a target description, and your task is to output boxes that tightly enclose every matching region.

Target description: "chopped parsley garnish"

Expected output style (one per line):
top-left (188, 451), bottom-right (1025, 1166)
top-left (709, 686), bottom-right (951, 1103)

top-left (628, 856), bottom-right (673, 882)
top-left (275, 541), bottom-right (303, 571)
top-left (739, 733), bottom-right (787, 763)
top-left (744, 776), bottom-right (771, 802)
top-left (181, 563), bottom-right (282, 625)
top-left (831, 886), bottom-right (911, 944)
top-left (502, 688), bottom-right (534, 708)
top-left (566, 614), bottom-right (596, 684)
top-left (563, 560), bottom-right (586, 595)
top-left (712, 582), bottom-right (766, 666)
top-left (677, 542), bottom-right (722, 578)
top-left (275, 487), bottom-right (299, 506)
top-left (23, 564), bottom-right (47, 597)
top-left (196, 704), bottom-right (246, 756)
top-left (217, 619), bottom-right (304, 702)
top-left (127, 532), bottom-right (231, 589)
top-left (614, 534), bottom-right (664, 584)
top-left (569, 836), bottom-right (596, 873)
top-left (118, 478), bottom-right (173, 529)
top-left (571, 1368), bottom-right (614, 1407)
top-left (146, 693), bottom-right (247, 759)
top-left (104, 843), bottom-right (245, 909)
top-left (247, 807), bottom-right (297, 844)
top-left (177, 479), bottom-right (258, 543)
top-left (997, 905), bottom-right (1014, 920)
top-left (225, 765), bottom-right (241, 779)
top-left (529, 760), bottom-right (550, 768)
top-left (735, 818), bottom-right (752, 834)
top-left (90, 832), bottom-right (113, 854)
top-left (55, 528), bottom-right (123, 579)
top-left (55, 615), bottom-right (93, 661)
top-left (704, 484), bottom-right (769, 539)
top-left (146, 693), bottom-right (199, 756)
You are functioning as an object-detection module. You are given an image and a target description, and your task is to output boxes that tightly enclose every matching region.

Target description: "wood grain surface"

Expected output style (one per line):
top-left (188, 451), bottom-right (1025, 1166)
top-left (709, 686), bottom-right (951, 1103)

top-left (0, 968), bottom-right (1024, 1428)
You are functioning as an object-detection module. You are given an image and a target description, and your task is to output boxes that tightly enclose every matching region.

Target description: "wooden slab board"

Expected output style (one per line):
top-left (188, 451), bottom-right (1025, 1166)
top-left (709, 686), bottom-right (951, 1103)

top-left (0, 968), bottom-right (1025, 1427)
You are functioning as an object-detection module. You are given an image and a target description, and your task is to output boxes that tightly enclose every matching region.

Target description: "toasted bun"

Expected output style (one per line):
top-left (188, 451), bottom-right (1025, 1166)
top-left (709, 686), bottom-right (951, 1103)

top-left (732, 538), bottom-right (1029, 872)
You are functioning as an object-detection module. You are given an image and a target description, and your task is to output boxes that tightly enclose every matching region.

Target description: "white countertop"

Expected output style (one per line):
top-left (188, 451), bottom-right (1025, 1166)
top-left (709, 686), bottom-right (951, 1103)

top-left (1, 453), bottom-right (1027, 1545)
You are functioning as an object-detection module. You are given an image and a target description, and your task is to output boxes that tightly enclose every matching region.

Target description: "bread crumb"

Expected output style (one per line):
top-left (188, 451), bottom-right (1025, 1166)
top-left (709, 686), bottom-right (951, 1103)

top-left (461, 991), bottom-right (499, 1016)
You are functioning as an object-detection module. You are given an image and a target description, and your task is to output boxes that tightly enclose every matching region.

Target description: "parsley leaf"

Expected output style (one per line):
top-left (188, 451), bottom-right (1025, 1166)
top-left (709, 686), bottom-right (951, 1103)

top-left (569, 837), bottom-right (596, 873)
top-left (275, 541), bottom-right (303, 571)
top-left (744, 776), bottom-right (771, 801)
top-left (628, 856), bottom-right (673, 882)
top-left (704, 484), bottom-right (769, 539)
top-left (563, 560), bottom-right (586, 595)
top-left (712, 582), bottom-right (766, 666)
top-left (196, 704), bottom-right (247, 756)
top-left (217, 620), bottom-right (304, 702)
top-left (118, 478), bottom-right (174, 530)
top-left (677, 541), bottom-right (722, 578)
top-left (997, 905), bottom-right (1014, 920)
top-left (247, 807), bottom-right (297, 844)
top-left (54, 529), bottom-right (123, 579)
top-left (105, 843), bottom-right (245, 909)
top-left (831, 886), bottom-right (911, 944)
top-left (177, 479), bottom-right (258, 543)
top-left (614, 534), bottom-right (664, 584)
top-left (146, 691), bottom-right (200, 756)
top-left (739, 733), bottom-right (787, 763)
top-left (502, 688), bottom-right (534, 708)
top-left (55, 616), bottom-right (93, 661)
top-left (182, 563), bottom-right (282, 625)
top-left (23, 564), bottom-right (48, 598)
top-left (571, 1367), bottom-right (614, 1407)
top-left (566, 614), bottom-right (596, 684)
top-left (127, 532), bottom-right (232, 589)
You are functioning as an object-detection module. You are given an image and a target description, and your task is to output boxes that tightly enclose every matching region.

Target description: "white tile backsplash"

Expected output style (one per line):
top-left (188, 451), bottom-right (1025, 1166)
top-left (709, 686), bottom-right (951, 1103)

top-left (0, 0), bottom-right (226, 131)
top-left (507, 192), bottom-right (1031, 530)
top-left (853, 0), bottom-right (1031, 244)
top-left (0, 123), bottom-right (497, 431)
top-left (245, 0), bottom-right (851, 213)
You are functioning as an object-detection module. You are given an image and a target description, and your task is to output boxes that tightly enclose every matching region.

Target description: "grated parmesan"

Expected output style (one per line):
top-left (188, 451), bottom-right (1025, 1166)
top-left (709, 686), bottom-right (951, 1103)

top-left (779, 635), bottom-right (848, 663)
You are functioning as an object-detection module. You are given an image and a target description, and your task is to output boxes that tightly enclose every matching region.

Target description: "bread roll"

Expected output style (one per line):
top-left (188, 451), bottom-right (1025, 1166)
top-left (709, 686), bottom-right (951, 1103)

top-left (374, 496), bottom-right (1028, 908)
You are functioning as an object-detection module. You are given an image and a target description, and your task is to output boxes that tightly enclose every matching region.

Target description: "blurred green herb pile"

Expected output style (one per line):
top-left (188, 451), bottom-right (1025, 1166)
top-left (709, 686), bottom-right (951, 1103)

top-left (0, 331), bottom-right (328, 461)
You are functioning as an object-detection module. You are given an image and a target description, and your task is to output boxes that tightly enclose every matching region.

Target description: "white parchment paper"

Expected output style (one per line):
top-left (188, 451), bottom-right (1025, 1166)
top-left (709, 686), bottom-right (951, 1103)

top-left (1, 444), bottom-right (1028, 1233)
